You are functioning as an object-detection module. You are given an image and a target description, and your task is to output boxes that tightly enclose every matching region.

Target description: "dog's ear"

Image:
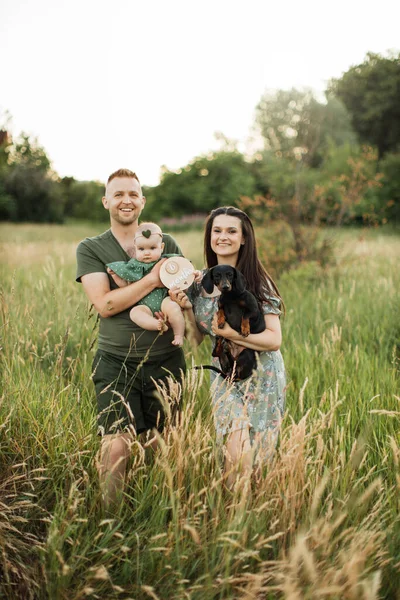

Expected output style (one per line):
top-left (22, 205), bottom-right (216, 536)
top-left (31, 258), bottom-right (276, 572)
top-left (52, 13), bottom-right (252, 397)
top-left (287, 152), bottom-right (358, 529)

top-left (202, 268), bottom-right (215, 294)
top-left (234, 269), bottom-right (246, 293)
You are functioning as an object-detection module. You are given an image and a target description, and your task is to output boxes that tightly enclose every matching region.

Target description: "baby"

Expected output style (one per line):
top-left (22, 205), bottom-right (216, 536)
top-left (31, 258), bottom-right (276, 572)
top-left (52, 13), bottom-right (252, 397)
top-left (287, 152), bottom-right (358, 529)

top-left (107, 222), bottom-right (197, 347)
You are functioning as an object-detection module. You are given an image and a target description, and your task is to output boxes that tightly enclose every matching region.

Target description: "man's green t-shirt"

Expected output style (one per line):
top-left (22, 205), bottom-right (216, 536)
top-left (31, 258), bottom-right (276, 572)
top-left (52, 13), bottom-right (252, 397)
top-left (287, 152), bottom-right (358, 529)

top-left (76, 229), bottom-right (183, 358)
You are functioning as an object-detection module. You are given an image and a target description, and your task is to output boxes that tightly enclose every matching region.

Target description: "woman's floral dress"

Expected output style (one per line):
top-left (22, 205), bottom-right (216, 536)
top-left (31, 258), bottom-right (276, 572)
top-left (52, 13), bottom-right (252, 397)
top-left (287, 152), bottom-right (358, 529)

top-left (192, 281), bottom-right (286, 458)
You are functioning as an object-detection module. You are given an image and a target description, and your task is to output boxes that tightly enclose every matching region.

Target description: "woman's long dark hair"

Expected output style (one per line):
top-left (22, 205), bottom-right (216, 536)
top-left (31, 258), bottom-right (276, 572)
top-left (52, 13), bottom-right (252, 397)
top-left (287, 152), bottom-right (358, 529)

top-left (204, 206), bottom-right (284, 311)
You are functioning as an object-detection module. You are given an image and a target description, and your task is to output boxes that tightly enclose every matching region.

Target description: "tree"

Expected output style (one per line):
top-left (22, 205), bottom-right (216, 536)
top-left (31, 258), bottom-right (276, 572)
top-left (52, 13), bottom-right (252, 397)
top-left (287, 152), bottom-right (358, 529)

top-left (330, 52), bottom-right (400, 158)
top-left (255, 88), bottom-right (356, 167)
top-left (0, 129), bottom-right (15, 219)
top-left (376, 152), bottom-right (400, 223)
top-left (4, 134), bottom-right (65, 222)
top-left (148, 150), bottom-right (258, 219)
top-left (61, 177), bottom-right (106, 222)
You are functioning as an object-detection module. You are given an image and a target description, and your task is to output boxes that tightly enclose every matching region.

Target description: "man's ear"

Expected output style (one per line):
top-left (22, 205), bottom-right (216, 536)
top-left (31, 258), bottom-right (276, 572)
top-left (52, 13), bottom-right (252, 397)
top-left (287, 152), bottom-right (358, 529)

top-left (202, 268), bottom-right (215, 293)
top-left (161, 242), bottom-right (165, 253)
top-left (102, 196), bottom-right (109, 209)
top-left (234, 269), bottom-right (246, 293)
top-left (142, 195), bottom-right (146, 207)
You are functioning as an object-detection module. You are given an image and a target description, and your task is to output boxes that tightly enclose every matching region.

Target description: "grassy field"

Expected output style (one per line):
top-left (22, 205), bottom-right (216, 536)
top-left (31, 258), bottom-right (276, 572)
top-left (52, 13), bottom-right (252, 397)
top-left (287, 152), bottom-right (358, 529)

top-left (0, 223), bottom-right (399, 600)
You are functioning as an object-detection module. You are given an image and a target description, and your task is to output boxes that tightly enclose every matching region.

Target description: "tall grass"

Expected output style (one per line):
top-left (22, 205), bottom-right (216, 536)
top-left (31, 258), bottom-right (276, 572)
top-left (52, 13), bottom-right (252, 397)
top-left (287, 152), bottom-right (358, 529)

top-left (0, 223), bottom-right (399, 599)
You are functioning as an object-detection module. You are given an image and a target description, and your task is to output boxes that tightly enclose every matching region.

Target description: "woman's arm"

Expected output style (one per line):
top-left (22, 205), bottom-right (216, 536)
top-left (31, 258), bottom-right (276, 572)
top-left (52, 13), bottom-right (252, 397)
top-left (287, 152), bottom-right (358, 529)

top-left (168, 288), bottom-right (204, 346)
top-left (81, 259), bottom-right (166, 318)
top-left (211, 313), bottom-right (282, 352)
top-left (183, 306), bottom-right (204, 346)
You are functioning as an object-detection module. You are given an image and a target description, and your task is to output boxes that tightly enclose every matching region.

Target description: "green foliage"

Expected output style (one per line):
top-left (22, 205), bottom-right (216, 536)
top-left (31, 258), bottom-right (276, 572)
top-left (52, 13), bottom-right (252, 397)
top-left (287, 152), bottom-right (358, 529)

top-left (0, 129), bottom-right (16, 219)
top-left (5, 164), bottom-right (65, 223)
top-left (8, 133), bottom-right (51, 171)
top-left (244, 144), bottom-right (384, 230)
top-left (2, 78), bottom-right (400, 229)
top-left (314, 145), bottom-right (383, 226)
top-left (1, 133), bottom-right (65, 223)
top-left (320, 94), bottom-right (358, 151)
top-left (252, 217), bottom-right (336, 277)
top-left (255, 88), bottom-right (356, 167)
top-left (330, 52), bottom-right (400, 158)
top-left (61, 177), bottom-right (106, 222)
top-left (147, 150), bottom-right (259, 219)
top-left (0, 180), bottom-right (16, 220)
top-left (375, 152), bottom-right (400, 223)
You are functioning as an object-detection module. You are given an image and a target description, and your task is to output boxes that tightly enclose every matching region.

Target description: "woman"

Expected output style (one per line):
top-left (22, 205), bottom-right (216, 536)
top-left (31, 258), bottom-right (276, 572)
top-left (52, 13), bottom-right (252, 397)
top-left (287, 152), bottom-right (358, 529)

top-left (170, 207), bottom-right (286, 490)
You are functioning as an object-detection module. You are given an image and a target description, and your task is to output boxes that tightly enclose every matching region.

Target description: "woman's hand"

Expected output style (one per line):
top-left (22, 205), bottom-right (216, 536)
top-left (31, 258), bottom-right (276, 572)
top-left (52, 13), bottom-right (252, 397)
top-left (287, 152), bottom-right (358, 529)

top-left (211, 314), bottom-right (237, 339)
top-left (211, 313), bottom-right (282, 352)
top-left (193, 270), bottom-right (203, 283)
top-left (168, 287), bottom-right (193, 310)
top-left (169, 286), bottom-right (204, 346)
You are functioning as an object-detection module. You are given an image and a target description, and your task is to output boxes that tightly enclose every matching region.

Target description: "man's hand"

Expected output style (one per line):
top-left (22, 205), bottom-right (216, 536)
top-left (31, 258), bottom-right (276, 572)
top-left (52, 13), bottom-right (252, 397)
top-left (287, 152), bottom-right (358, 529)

top-left (149, 258), bottom-right (167, 288)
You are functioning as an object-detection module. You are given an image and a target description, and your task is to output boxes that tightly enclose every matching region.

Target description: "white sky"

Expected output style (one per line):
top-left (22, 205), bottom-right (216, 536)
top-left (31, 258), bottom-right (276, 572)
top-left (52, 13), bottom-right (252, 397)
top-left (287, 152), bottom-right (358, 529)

top-left (1, 0), bottom-right (399, 186)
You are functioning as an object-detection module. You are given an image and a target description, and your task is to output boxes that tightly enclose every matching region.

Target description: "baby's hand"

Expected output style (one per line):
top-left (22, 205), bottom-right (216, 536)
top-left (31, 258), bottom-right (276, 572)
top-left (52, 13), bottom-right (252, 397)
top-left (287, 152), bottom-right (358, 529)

top-left (107, 268), bottom-right (129, 288)
top-left (193, 270), bottom-right (203, 283)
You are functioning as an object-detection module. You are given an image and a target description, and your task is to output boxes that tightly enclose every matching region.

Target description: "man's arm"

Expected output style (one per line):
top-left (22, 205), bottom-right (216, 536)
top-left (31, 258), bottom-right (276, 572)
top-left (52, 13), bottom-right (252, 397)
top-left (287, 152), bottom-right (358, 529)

top-left (81, 260), bottom-right (166, 318)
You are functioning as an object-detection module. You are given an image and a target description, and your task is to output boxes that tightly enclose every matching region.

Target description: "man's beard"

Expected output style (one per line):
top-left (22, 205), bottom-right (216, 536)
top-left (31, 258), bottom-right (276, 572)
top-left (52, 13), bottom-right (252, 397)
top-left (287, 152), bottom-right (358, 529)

top-left (111, 208), bottom-right (138, 225)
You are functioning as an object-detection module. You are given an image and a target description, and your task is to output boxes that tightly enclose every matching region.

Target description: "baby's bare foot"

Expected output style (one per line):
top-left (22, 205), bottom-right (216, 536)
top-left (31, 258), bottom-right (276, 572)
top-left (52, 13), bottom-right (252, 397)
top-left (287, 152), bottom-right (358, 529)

top-left (157, 317), bottom-right (169, 333)
top-left (171, 335), bottom-right (184, 347)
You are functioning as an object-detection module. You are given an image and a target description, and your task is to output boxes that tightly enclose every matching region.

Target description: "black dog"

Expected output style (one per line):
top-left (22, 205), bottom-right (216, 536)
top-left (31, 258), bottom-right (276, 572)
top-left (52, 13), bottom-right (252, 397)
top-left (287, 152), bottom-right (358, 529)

top-left (201, 265), bottom-right (265, 381)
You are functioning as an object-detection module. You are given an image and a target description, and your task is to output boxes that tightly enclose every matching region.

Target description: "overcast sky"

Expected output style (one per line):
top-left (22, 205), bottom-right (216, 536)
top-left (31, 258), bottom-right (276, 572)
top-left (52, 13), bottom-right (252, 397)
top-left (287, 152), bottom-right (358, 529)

top-left (1, 0), bottom-right (399, 186)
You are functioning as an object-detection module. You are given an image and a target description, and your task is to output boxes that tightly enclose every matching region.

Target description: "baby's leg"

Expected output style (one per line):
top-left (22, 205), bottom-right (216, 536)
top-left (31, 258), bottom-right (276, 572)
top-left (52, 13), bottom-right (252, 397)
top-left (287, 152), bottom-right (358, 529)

top-left (130, 306), bottom-right (168, 332)
top-left (161, 297), bottom-right (185, 346)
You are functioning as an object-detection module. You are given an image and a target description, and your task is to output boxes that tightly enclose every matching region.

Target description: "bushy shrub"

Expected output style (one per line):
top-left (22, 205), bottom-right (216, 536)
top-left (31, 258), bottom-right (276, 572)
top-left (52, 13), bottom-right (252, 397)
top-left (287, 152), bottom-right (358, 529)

top-left (376, 152), bottom-right (400, 224)
top-left (0, 181), bottom-right (16, 220)
top-left (255, 220), bottom-right (335, 279)
top-left (5, 165), bottom-right (65, 223)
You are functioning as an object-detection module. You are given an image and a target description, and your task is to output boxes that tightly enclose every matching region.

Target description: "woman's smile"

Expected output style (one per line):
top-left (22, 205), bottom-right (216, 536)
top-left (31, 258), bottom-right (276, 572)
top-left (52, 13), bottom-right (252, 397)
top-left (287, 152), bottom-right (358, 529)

top-left (211, 215), bottom-right (244, 264)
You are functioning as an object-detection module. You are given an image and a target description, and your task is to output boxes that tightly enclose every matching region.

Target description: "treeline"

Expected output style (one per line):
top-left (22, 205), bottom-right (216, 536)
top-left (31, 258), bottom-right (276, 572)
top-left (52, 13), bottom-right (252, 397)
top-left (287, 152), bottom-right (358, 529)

top-left (1, 52), bottom-right (399, 225)
top-left (0, 131), bottom-right (105, 223)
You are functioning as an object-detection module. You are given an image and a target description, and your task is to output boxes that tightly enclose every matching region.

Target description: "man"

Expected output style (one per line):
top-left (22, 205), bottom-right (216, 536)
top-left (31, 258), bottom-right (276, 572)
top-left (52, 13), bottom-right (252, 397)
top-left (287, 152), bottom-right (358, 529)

top-left (76, 168), bottom-right (185, 511)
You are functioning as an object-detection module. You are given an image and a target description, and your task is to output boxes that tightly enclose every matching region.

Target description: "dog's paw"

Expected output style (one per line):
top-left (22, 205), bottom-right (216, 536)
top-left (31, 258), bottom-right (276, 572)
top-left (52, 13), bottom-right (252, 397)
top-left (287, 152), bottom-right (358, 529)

top-left (241, 318), bottom-right (250, 337)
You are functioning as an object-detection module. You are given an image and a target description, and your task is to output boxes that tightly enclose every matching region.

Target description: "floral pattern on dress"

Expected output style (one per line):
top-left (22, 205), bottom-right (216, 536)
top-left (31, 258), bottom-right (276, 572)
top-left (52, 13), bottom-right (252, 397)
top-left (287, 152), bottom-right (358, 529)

top-left (191, 280), bottom-right (286, 457)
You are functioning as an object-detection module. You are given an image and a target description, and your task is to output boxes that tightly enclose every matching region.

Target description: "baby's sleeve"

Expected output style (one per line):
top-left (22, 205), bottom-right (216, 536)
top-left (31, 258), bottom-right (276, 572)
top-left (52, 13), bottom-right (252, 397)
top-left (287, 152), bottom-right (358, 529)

top-left (106, 260), bottom-right (142, 282)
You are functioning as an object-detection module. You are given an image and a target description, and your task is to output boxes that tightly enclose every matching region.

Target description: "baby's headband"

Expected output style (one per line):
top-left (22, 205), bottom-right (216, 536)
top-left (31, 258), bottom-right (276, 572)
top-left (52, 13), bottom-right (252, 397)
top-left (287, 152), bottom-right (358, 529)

top-left (135, 229), bottom-right (163, 240)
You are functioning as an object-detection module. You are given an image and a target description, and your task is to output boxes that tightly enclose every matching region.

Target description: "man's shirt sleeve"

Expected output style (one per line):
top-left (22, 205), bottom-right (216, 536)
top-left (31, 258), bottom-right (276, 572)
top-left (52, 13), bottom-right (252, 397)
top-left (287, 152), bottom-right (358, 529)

top-left (76, 239), bottom-right (107, 282)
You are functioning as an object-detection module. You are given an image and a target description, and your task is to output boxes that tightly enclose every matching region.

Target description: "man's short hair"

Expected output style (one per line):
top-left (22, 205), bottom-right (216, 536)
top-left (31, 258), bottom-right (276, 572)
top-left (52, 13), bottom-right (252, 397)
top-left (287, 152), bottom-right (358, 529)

top-left (107, 169), bottom-right (140, 185)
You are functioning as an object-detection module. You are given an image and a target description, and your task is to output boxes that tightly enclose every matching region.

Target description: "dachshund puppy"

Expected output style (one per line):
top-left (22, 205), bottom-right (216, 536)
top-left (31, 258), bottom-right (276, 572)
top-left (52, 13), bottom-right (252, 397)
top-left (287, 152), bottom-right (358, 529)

top-left (202, 265), bottom-right (265, 381)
